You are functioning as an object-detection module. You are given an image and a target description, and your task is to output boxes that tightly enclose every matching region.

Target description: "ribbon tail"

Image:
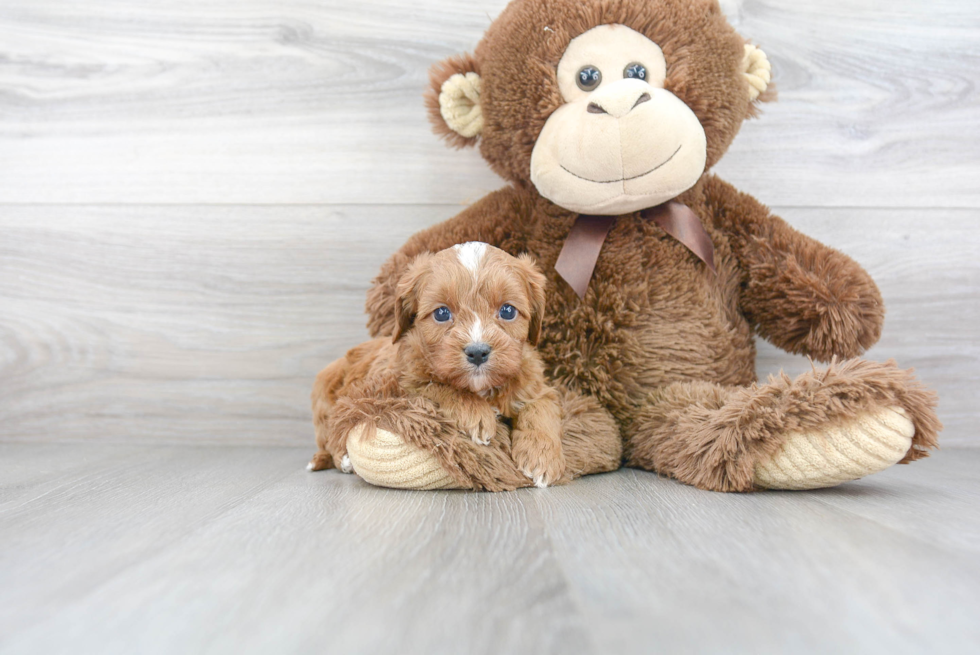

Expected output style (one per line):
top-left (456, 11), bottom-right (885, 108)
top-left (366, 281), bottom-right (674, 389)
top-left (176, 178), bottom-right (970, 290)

top-left (648, 201), bottom-right (716, 274)
top-left (554, 215), bottom-right (618, 299)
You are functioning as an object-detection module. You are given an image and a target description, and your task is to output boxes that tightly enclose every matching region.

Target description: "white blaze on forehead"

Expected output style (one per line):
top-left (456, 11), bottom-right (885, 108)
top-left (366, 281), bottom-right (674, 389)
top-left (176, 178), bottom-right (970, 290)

top-left (468, 317), bottom-right (483, 343)
top-left (453, 241), bottom-right (488, 279)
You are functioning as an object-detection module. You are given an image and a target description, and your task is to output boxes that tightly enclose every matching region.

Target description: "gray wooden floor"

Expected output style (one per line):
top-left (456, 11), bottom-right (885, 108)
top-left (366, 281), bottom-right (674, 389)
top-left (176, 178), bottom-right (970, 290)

top-left (1, 444), bottom-right (978, 655)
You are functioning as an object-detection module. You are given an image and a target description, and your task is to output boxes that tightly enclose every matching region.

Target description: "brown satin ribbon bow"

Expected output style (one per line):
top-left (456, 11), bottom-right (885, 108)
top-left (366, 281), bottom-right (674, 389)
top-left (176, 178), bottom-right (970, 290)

top-left (554, 200), bottom-right (717, 299)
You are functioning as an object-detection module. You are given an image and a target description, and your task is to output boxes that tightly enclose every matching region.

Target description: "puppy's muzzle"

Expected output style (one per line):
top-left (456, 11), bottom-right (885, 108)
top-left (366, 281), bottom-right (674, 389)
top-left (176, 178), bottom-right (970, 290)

top-left (464, 342), bottom-right (492, 367)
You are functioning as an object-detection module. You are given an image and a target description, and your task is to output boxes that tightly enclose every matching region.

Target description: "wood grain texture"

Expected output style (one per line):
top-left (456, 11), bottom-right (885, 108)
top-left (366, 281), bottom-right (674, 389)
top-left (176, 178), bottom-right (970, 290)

top-left (1, 205), bottom-right (976, 447)
top-left (1, 443), bottom-right (978, 654)
top-left (0, 204), bottom-right (457, 446)
top-left (0, 0), bottom-right (977, 206)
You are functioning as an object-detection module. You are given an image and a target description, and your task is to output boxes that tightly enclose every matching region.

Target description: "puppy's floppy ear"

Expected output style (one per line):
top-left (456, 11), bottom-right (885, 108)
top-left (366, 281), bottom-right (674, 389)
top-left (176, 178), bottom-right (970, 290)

top-left (515, 254), bottom-right (548, 347)
top-left (392, 253), bottom-right (434, 343)
top-left (424, 53), bottom-right (483, 148)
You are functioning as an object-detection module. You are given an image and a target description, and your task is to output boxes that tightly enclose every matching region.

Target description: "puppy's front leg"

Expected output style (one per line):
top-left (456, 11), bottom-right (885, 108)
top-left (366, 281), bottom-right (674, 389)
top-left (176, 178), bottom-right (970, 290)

top-left (418, 383), bottom-right (498, 446)
top-left (512, 389), bottom-right (565, 488)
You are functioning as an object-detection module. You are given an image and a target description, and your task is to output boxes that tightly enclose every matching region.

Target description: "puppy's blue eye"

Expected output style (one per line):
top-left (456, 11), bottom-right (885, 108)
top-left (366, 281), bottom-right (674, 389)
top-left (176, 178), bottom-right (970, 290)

top-left (498, 304), bottom-right (517, 321)
top-left (433, 306), bottom-right (452, 323)
top-left (624, 62), bottom-right (647, 80)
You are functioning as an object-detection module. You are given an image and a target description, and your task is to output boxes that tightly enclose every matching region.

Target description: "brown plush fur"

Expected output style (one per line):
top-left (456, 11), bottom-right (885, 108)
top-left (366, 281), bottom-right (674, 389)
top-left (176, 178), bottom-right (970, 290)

top-left (625, 358), bottom-right (942, 492)
top-left (355, 0), bottom-right (940, 492)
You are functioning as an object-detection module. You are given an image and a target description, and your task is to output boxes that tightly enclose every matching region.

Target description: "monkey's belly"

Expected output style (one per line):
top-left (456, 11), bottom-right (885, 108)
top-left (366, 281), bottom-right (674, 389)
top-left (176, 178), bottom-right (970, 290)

top-left (538, 270), bottom-right (756, 422)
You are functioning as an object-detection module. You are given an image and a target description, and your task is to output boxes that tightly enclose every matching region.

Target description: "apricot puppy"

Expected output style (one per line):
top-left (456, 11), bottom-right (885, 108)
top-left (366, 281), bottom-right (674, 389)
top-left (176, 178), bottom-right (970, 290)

top-left (309, 242), bottom-right (565, 487)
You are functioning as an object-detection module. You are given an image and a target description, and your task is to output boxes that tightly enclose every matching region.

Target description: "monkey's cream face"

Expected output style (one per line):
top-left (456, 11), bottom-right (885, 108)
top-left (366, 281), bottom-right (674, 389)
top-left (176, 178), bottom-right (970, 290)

top-left (530, 24), bottom-right (708, 215)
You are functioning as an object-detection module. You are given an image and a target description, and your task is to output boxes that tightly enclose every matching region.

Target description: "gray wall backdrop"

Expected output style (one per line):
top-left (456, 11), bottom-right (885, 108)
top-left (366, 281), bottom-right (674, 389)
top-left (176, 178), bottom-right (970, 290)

top-left (1, 0), bottom-right (977, 446)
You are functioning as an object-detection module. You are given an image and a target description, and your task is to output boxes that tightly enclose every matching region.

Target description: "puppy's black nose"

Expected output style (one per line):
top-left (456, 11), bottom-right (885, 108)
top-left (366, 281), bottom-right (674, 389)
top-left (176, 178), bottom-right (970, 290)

top-left (464, 343), bottom-right (492, 366)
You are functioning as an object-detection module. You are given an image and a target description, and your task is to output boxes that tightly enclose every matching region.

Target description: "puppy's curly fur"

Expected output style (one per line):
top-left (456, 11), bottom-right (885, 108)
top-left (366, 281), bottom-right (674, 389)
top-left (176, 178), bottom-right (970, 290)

top-left (310, 242), bottom-right (566, 488)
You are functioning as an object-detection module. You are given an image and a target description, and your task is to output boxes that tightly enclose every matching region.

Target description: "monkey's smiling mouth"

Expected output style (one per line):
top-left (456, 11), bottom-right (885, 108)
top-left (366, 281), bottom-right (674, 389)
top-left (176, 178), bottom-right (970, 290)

top-left (560, 144), bottom-right (683, 184)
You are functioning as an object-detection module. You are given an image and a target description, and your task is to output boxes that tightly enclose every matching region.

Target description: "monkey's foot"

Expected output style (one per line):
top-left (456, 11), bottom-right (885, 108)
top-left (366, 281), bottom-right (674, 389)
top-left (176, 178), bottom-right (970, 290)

top-left (753, 407), bottom-right (915, 490)
top-left (345, 424), bottom-right (461, 490)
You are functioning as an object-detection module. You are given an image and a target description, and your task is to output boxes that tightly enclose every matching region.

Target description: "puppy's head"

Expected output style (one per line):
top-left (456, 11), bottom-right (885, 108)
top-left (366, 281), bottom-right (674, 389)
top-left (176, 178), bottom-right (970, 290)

top-left (393, 242), bottom-right (547, 393)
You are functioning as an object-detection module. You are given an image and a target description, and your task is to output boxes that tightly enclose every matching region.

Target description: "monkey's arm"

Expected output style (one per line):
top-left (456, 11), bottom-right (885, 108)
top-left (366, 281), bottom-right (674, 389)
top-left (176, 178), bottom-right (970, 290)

top-left (703, 175), bottom-right (883, 361)
top-left (366, 187), bottom-right (527, 338)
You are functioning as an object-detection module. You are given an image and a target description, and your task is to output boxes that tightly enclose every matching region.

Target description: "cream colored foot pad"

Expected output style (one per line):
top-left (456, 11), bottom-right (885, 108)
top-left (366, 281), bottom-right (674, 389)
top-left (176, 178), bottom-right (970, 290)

top-left (345, 425), bottom-right (461, 490)
top-left (754, 407), bottom-right (914, 490)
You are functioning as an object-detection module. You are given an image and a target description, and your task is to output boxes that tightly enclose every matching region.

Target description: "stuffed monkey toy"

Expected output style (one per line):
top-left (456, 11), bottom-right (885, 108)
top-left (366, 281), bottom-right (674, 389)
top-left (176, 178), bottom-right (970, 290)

top-left (314, 0), bottom-right (940, 492)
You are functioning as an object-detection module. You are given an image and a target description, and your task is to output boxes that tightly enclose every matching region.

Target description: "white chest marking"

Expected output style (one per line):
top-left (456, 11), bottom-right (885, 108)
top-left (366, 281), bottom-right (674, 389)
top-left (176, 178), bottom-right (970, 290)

top-left (454, 241), bottom-right (487, 280)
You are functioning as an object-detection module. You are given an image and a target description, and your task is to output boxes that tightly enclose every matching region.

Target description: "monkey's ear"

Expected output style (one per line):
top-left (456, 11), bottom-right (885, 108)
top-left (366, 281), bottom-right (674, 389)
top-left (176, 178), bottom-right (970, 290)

top-left (392, 253), bottom-right (434, 343)
top-left (424, 53), bottom-right (483, 148)
top-left (516, 254), bottom-right (548, 347)
top-left (742, 44), bottom-right (775, 108)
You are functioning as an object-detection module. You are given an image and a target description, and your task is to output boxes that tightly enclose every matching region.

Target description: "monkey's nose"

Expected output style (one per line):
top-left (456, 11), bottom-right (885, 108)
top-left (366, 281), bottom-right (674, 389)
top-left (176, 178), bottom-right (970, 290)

top-left (586, 81), bottom-right (652, 118)
top-left (464, 343), bottom-right (492, 366)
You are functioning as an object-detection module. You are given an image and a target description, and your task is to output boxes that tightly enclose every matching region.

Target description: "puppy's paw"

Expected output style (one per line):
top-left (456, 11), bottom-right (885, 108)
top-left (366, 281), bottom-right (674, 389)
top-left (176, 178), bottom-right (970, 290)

top-left (519, 458), bottom-right (565, 489)
top-left (340, 453), bottom-right (354, 474)
top-left (465, 408), bottom-right (499, 446)
top-left (512, 432), bottom-right (565, 488)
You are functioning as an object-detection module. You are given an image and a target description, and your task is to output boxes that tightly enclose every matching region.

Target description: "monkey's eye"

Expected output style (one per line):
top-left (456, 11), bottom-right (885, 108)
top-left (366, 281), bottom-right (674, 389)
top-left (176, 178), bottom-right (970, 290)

top-left (433, 306), bottom-right (452, 323)
top-left (623, 63), bottom-right (647, 81)
top-left (498, 304), bottom-right (518, 321)
top-left (576, 66), bottom-right (602, 91)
